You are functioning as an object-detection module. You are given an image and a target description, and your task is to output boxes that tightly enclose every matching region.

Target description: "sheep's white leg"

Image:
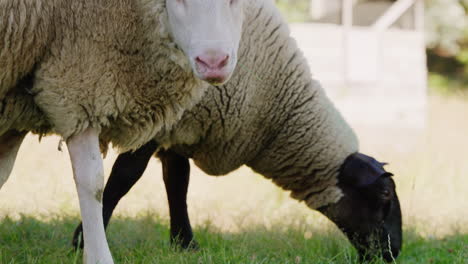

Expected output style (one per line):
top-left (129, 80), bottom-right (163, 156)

top-left (67, 128), bottom-right (114, 264)
top-left (0, 130), bottom-right (27, 189)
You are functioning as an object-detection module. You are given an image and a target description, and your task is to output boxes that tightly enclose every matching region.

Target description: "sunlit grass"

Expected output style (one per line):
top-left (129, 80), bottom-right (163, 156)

top-left (0, 214), bottom-right (466, 264)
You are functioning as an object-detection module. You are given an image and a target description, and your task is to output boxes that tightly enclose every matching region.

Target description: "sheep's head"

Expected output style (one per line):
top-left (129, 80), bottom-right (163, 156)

top-left (166, 0), bottom-right (244, 85)
top-left (318, 153), bottom-right (402, 262)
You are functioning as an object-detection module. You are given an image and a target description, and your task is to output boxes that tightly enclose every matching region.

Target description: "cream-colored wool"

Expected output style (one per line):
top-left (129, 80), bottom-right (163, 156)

top-left (156, 0), bottom-right (359, 209)
top-left (0, 0), bottom-right (207, 152)
top-left (0, 76), bottom-right (50, 136)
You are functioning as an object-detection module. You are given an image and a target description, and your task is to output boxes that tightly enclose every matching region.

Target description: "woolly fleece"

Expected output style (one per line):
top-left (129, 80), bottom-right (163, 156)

top-left (0, 0), bottom-right (208, 152)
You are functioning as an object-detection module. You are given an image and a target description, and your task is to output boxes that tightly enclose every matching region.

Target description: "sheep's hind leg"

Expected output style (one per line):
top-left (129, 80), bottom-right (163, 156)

top-left (72, 140), bottom-right (158, 250)
top-left (159, 149), bottom-right (197, 249)
top-left (0, 130), bottom-right (27, 189)
top-left (67, 127), bottom-right (113, 264)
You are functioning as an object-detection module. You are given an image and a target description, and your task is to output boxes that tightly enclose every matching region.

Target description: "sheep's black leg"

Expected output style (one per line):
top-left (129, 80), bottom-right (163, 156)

top-left (72, 140), bottom-right (158, 249)
top-left (158, 149), bottom-right (197, 249)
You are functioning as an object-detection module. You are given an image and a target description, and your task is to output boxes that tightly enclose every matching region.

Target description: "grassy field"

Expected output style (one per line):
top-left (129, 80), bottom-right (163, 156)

top-left (0, 95), bottom-right (467, 263)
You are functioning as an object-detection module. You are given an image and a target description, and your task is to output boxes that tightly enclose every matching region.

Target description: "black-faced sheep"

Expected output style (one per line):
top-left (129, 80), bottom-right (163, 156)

top-left (73, 0), bottom-right (402, 262)
top-left (0, 0), bottom-right (245, 263)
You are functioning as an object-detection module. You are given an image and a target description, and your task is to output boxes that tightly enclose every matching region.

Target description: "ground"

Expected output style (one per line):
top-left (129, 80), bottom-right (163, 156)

top-left (0, 95), bottom-right (467, 263)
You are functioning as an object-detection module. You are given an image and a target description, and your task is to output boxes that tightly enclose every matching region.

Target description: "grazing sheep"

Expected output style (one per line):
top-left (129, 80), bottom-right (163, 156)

top-left (0, 0), bottom-right (245, 263)
top-left (73, 0), bottom-right (402, 262)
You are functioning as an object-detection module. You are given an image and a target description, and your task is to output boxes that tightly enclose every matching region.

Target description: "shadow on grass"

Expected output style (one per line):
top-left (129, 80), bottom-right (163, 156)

top-left (0, 214), bottom-right (466, 264)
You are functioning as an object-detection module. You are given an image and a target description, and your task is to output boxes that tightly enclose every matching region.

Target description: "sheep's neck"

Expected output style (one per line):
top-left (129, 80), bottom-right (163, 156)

top-left (247, 83), bottom-right (359, 209)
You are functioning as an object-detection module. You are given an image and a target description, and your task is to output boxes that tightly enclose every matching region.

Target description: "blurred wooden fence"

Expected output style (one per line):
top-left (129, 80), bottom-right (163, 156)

top-left (290, 0), bottom-right (427, 128)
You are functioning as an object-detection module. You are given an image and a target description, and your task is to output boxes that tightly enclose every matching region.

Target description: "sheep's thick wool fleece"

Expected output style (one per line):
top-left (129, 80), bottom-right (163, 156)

top-left (156, 0), bottom-right (359, 209)
top-left (0, 0), bottom-right (206, 151)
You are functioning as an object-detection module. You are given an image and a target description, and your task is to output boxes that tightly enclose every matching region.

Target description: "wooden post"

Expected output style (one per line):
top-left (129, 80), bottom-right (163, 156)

top-left (310, 0), bottom-right (322, 20)
top-left (342, 0), bottom-right (353, 27)
top-left (342, 0), bottom-right (353, 87)
top-left (414, 0), bottom-right (427, 99)
top-left (414, 0), bottom-right (424, 31)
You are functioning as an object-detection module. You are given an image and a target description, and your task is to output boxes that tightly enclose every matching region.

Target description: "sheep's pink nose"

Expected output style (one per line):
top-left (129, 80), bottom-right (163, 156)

top-left (194, 52), bottom-right (231, 84)
top-left (195, 53), bottom-right (229, 70)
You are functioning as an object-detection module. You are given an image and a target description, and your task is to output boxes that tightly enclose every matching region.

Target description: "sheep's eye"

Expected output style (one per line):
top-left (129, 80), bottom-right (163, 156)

top-left (381, 189), bottom-right (391, 200)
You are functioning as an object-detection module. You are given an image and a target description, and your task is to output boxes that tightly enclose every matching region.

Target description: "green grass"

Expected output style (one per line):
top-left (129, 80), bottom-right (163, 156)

top-left (428, 73), bottom-right (468, 96)
top-left (0, 214), bottom-right (466, 264)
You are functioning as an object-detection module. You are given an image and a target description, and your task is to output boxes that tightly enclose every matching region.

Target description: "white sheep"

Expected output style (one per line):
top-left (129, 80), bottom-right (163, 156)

top-left (76, 0), bottom-right (403, 261)
top-left (0, 0), bottom-right (245, 263)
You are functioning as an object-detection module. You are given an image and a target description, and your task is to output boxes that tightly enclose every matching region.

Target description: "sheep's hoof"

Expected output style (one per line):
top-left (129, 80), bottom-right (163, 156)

top-left (171, 238), bottom-right (199, 251)
top-left (183, 240), bottom-right (199, 251)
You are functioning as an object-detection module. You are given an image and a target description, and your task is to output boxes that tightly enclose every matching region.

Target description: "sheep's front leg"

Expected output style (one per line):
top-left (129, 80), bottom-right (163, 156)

top-left (159, 149), bottom-right (197, 249)
top-left (72, 141), bottom-right (158, 250)
top-left (67, 128), bottom-right (113, 264)
top-left (0, 130), bottom-right (27, 189)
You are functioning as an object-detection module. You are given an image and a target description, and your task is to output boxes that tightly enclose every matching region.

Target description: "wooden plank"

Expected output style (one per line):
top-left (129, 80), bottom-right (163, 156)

top-left (414, 0), bottom-right (424, 31)
top-left (346, 29), bottom-right (379, 82)
top-left (342, 0), bottom-right (354, 27)
top-left (373, 0), bottom-right (415, 31)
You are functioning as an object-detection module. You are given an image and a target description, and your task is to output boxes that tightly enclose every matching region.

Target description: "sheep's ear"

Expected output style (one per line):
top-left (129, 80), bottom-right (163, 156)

top-left (340, 153), bottom-right (393, 187)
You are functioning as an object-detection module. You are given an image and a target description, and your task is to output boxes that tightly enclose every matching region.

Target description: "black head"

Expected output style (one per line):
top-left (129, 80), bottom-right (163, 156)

top-left (318, 153), bottom-right (402, 262)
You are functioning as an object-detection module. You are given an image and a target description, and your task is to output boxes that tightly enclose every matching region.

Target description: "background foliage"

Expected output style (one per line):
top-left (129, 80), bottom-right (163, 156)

top-left (426, 0), bottom-right (468, 93)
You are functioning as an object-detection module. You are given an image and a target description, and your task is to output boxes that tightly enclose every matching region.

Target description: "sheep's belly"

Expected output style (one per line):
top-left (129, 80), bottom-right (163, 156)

top-left (166, 142), bottom-right (241, 176)
top-left (192, 157), bottom-right (242, 177)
